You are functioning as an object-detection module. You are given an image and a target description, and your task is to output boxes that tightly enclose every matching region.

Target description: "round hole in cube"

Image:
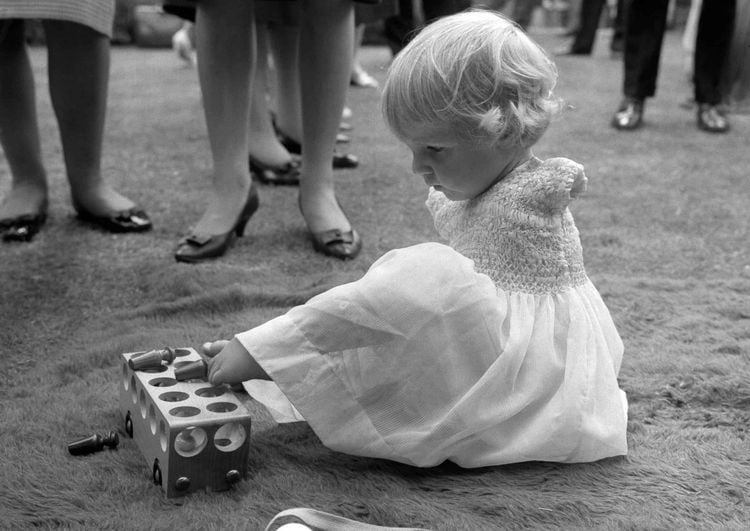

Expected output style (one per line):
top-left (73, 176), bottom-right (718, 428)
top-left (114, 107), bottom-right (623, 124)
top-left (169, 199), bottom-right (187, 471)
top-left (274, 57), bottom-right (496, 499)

top-left (130, 375), bottom-right (138, 404)
top-left (214, 422), bottom-right (247, 452)
top-left (159, 421), bottom-right (168, 453)
top-left (140, 365), bottom-right (168, 373)
top-left (169, 406), bottom-right (200, 418)
top-left (149, 403), bottom-right (158, 435)
top-left (139, 389), bottom-right (148, 419)
top-left (149, 377), bottom-right (177, 387)
top-left (173, 348), bottom-right (191, 357)
top-left (195, 387), bottom-right (225, 398)
top-left (207, 402), bottom-right (237, 413)
top-left (159, 391), bottom-right (189, 403)
top-left (174, 427), bottom-right (208, 457)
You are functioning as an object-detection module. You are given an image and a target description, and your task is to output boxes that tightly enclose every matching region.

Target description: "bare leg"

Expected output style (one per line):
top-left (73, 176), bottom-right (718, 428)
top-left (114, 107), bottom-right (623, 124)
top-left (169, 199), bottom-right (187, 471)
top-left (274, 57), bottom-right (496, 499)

top-left (192, 0), bottom-right (255, 235)
top-left (350, 23), bottom-right (378, 88)
top-left (0, 20), bottom-right (48, 220)
top-left (298, 0), bottom-right (354, 234)
top-left (248, 23), bottom-right (294, 168)
top-left (267, 22), bottom-right (303, 143)
top-left (43, 20), bottom-right (138, 216)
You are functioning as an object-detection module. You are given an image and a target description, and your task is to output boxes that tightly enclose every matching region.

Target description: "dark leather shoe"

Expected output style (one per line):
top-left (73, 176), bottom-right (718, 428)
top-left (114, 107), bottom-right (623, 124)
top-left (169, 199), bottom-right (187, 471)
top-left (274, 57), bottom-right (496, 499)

top-left (249, 154), bottom-right (301, 186)
top-left (299, 197), bottom-right (361, 260)
top-left (74, 202), bottom-right (152, 233)
top-left (697, 104), bottom-right (729, 133)
top-left (175, 186), bottom-right (259, 263)
top-left (611, 98), bottom-right (644, 130)
top-left (332, 152), bottom-right (359, 169)
top-left (310, 227), bottom-right (362, 260)
top-left (276, 130), bottom-right (302, 155)
top-left (1, 201), bottom-right (48, 242)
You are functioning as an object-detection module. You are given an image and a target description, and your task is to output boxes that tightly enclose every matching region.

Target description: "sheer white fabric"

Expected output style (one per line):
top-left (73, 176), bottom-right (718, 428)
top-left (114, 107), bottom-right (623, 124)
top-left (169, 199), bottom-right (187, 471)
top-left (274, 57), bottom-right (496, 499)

top-left (239, 157), bottom-right (628, 467)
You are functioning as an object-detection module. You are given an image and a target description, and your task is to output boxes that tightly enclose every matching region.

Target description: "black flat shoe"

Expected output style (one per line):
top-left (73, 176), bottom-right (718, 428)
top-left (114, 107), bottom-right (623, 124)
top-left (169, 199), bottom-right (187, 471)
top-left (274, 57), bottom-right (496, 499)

top-left (333, 152), bottom-right (359, 169)
top-left (277, 129), bottom-right (359, 169)
top-left (174, 186), bottom-right (259, 263)
top-left (1, 201), bottom-right (48, 242)
top-left (74, 202), bottom-right (152, 233)
top-left (697, 104), bottom-right (729, 133)
top-left (276, 130), bottom-right (302, 155)
top-left (611, 98), bottom-right (644, 130)
top-left (249, 154), bottom-right (301, 186)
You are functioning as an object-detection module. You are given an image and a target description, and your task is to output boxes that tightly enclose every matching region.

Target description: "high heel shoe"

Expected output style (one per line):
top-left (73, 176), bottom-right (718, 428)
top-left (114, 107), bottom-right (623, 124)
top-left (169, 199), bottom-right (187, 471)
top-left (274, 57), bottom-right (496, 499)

top-left (1, 200), bottom-right (48, 242)
top-left (249, 154), bottom-right (301, 186)
top-left (276, 130), bottom-right (359, 170)
top-left (74, 201), bottom-right (152, 233)
top-left (298, 196), bottom-right (361, 260)
top-left (174, 186), bottom-right (259, 263)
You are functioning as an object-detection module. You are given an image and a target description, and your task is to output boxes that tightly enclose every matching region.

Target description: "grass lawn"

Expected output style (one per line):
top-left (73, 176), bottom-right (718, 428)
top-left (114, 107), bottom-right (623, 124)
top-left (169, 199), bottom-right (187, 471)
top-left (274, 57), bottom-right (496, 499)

top-left (1, 26), bottom-right (749, 530)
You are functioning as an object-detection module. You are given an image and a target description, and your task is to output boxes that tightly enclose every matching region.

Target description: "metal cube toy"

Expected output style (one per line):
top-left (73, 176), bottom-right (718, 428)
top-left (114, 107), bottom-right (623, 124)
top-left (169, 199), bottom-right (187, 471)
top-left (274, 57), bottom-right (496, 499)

top-left (119, 348), bottom-right (252, 497)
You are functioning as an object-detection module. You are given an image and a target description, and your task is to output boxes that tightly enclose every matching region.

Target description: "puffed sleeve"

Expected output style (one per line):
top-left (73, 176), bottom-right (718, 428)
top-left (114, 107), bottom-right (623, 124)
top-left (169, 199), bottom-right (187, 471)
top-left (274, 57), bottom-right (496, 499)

top-left (517, 157), bottom-right (587, 215)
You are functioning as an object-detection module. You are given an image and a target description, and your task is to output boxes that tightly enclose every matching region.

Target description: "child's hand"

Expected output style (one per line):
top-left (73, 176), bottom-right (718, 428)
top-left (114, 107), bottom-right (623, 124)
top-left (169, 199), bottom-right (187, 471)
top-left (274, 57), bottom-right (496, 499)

top-left (202, 337), bottom-right (269, 385)
top-left (201, 339), bottom-right (229, 358)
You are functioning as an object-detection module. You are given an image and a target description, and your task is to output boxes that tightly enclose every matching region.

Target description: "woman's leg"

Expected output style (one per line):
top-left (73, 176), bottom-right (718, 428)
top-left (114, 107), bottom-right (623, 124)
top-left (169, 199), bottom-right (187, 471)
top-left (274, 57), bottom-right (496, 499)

top-left (191, 0), bottom-right (255, 236)
top-left (267, 22), bottom-right (303, 143)
top-left (43, 20), bottom-right (140, 216)
top-left (350, 23), bottom-right (378, 88)
top-left (0, 19), bottom-right (48, 221)
top-left (248, 23), bottom-right (295, 168)
top-left (297, 0), bottom-right (355, 236)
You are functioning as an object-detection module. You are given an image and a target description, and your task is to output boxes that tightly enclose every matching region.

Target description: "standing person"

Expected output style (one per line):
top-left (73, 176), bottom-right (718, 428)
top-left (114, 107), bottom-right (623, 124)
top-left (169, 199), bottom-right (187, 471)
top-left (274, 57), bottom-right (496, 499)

top-left (722, 0), bottom-right (750, 113)
top-left (611, 0), bottom-right (736, 133)
top-left (164, 0), bottom-right (361, 263)
top-left (555, 0), bottom-right (624, 56)
top-left (0, 1), bottom-right (152, 242)
top-left (510, 0), bottom-right (543, 31)
top-left (203, 11), bottom-right (627, 468)
top-left (385, 0), bottom-right (472, 54)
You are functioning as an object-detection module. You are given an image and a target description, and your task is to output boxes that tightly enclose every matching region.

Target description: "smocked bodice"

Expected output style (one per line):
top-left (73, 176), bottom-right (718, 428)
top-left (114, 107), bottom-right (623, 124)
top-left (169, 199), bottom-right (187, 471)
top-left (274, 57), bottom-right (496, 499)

top-left (427, 156), bottom-right (590, 294)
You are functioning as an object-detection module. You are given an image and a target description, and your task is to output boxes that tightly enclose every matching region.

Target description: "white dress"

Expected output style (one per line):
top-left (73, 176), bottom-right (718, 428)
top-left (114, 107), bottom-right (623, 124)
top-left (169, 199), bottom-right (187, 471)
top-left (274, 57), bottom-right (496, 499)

top-left (238, 157), bottom-right (628, 468)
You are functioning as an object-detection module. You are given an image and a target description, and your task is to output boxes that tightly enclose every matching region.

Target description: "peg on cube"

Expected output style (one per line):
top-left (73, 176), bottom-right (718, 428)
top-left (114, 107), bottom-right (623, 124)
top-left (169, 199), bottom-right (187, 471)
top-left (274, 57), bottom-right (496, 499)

top-left (128, 348), bottom-right (177, 371)
top-left (174, 359), bottom-right (208, 381)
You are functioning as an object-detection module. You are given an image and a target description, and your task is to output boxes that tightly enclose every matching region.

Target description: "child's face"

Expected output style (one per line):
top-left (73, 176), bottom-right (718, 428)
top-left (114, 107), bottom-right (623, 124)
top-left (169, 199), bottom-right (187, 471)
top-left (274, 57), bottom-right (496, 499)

top-left (401, 124), bottom-right (529, 201)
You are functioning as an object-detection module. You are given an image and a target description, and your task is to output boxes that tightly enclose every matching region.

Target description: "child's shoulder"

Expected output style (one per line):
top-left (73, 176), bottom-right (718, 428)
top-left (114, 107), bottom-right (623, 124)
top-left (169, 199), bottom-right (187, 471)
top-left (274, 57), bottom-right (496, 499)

top-left (514, 156), bottom-right (587, 210)
top-left (525, 156), bottom-right (583, 179)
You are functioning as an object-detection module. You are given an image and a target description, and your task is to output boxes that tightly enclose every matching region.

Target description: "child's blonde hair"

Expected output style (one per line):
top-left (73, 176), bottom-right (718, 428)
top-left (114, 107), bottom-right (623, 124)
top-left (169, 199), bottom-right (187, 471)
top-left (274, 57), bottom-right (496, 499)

top-left (382, 10), bottom-right (561, 148)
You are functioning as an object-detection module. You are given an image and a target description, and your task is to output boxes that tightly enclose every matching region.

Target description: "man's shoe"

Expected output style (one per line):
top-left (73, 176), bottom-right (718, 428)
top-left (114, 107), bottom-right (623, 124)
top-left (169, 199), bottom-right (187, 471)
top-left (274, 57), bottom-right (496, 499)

top-left (697, 104), bottom-right (730, 133)
top-left (611, 98), bottom-right (644, 130)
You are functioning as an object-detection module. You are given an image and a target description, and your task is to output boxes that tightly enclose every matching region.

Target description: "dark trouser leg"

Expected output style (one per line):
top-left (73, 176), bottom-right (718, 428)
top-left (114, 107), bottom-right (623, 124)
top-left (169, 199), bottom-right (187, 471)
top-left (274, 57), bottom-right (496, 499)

top-left (571, 0), bottom-right (605, 54)
top-left (423, 0), bottom-right (472, 21)
top-left (693, 0), bottom-right (736, 105)
top-left (512, 0), bottom-right (542, 30)
top-left (622, 0), bottom-right (669, 100)
top-left (610, 0), bottom-right (625, 51)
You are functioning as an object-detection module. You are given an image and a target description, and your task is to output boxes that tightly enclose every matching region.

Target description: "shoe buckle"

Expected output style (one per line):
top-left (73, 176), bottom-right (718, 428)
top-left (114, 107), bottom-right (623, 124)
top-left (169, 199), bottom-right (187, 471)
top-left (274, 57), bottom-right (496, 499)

top-left (186, 233), bottom-right (212, 246)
